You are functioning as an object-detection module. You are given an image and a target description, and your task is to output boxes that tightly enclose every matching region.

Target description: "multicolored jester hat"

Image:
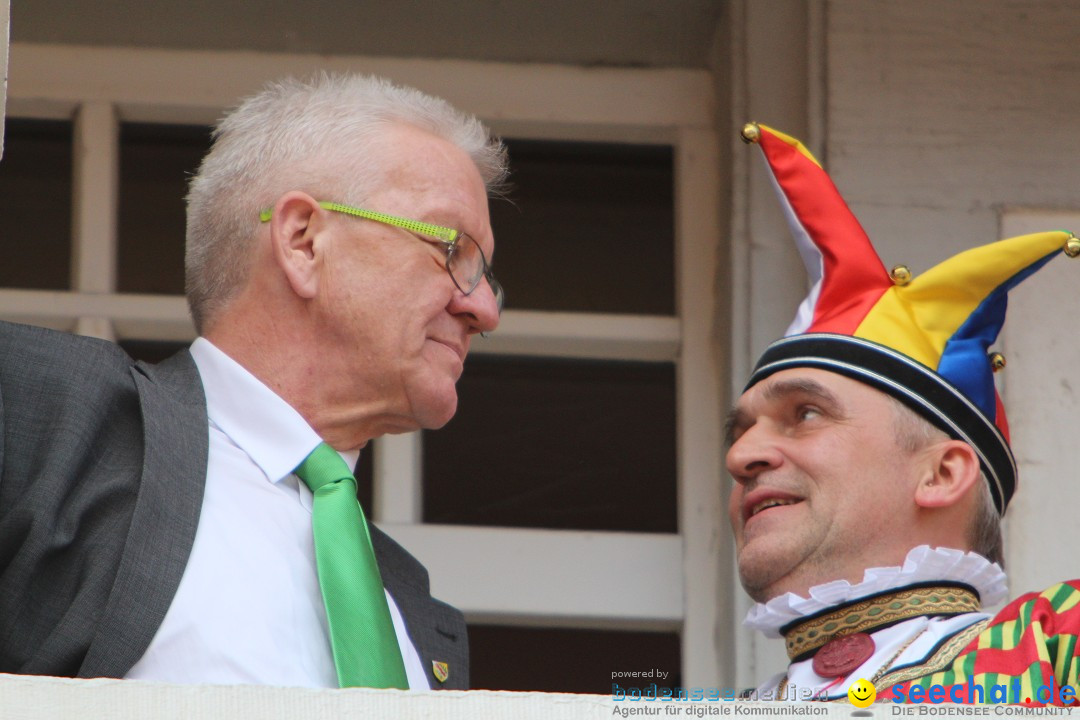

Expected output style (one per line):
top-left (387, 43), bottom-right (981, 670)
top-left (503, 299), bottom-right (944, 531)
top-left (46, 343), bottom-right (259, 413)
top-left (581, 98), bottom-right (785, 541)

top-left (740, 122), bottom-right (1078, 515)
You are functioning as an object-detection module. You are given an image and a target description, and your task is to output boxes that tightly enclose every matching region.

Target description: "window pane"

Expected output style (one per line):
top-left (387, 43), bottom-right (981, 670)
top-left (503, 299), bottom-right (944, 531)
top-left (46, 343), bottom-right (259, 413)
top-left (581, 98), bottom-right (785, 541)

top-left (491, 139), bottom-right (674, 315)
top-left (118, 123), bottom-right (211, 295)
top-left (0, 119), bottom-right (73, 289)
top-left (469, 624), bottom-right (680, 693)
top-left (117, 338), bottom-right (189, 364)
top-left (423, 356), bottom-right (677, 533)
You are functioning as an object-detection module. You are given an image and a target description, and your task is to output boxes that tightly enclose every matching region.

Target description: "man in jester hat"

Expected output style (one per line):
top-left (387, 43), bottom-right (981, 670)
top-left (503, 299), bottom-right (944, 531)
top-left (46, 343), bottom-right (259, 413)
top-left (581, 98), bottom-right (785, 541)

top-left (729, 123), bottom-right (1080, 704)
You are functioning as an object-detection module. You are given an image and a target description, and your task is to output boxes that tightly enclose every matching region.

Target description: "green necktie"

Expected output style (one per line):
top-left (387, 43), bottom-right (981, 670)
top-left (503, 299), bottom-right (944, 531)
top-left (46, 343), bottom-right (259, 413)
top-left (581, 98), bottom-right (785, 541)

top-left (294, 442), bottom-right (408, 689)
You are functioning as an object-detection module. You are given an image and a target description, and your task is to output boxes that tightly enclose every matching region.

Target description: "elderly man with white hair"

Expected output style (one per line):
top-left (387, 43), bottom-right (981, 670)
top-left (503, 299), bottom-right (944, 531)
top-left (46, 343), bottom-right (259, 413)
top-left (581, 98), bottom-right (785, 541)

top-left (0, 73), bottom-right (507, 691)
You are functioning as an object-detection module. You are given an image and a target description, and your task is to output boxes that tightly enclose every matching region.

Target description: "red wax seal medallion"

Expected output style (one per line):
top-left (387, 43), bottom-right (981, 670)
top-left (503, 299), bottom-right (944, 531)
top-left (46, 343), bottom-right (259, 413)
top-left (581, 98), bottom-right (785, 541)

top-left (811, 632), bottom-right (875, 678)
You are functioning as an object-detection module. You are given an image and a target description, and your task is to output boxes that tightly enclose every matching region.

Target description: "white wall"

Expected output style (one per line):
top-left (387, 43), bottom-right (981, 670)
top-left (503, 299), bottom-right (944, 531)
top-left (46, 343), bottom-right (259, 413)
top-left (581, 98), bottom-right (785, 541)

top-left (0, 674), bottom-right (615, 720)
top-left (1000, 210), bottom-right (1080, 596)
top-left (0, 673), bottom-right (868, 719)
top-left (826, 0), bottom-right (1080, 271)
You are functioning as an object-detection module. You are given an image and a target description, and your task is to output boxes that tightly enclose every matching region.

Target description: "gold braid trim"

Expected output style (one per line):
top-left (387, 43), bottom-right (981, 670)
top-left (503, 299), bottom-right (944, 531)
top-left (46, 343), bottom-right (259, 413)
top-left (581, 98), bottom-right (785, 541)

top-left (783, 585), bottom-right (981, 661)
top-left (874, 618), bottom-right (991, 691)
top-left (782, 618), bottom-right (990, 704)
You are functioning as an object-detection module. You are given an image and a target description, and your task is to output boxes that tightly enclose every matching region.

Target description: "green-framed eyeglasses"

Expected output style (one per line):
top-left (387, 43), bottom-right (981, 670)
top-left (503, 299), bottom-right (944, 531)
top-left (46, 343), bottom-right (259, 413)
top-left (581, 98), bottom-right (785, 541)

top-left (260, 201), bottom-right (504, 313)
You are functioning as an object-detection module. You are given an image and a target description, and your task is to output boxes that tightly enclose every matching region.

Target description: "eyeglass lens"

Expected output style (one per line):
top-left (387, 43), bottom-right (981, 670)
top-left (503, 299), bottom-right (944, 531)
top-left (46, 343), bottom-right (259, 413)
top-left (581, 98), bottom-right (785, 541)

top-left (448, 234), bottom-right (503, 312)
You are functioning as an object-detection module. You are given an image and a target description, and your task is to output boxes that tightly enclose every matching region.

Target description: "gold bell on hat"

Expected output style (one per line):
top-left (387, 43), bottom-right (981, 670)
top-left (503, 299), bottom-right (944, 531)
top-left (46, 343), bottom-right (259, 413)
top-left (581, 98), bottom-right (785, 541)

top-left (890, 265), bottom-right (912, 286)
top-left (989, 352), bottom-right (1006, 372)
top-left (1065, 234), bottom-right (1080, 258)
top-left (741, 122), bottom-right (761, 144)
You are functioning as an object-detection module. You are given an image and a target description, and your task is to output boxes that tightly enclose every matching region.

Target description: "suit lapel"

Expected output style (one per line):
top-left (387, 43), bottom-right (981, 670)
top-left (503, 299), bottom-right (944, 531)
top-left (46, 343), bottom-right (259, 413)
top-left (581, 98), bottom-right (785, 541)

top-left (370, 525), bottom-right (470, 690)
top-left (79, 350), bottom-right (209, 678)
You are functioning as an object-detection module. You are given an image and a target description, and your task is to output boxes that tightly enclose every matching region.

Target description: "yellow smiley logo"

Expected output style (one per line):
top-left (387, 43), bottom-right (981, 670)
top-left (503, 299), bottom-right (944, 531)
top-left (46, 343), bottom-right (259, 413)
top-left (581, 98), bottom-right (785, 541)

top-left (848, 678), bottom-right (876, 708)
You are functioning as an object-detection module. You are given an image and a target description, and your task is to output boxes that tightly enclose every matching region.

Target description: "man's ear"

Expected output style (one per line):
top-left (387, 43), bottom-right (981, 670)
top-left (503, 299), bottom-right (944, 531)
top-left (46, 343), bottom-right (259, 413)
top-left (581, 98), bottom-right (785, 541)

top-left (268, 191), bottom-right (325, 299)
top-left (914, 440), bottom-right (981, 509)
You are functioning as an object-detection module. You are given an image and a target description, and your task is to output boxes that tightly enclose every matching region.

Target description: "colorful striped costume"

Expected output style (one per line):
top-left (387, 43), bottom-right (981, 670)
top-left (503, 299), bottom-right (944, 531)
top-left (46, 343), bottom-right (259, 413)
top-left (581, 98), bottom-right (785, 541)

top-left (882, 581), bottom-right (1080, 705)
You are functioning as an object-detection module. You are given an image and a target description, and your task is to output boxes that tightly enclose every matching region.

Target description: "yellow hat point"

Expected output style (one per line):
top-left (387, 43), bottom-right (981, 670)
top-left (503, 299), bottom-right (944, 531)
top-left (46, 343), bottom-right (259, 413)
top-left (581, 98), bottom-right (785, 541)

top-left (1065, 234), bottom-right (1080, 258)
top-left (989, 352), bottom-right (1006, 372)
top-left (889, 264), bottom-right (912, 285)
top-left (741, 122), bottom-right (761, 144)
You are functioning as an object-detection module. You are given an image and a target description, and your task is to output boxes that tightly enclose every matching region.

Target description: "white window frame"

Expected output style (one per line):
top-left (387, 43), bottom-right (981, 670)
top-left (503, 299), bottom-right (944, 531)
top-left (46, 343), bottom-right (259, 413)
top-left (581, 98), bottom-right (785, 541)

top-left (2, 42), bottom-right (726, 686)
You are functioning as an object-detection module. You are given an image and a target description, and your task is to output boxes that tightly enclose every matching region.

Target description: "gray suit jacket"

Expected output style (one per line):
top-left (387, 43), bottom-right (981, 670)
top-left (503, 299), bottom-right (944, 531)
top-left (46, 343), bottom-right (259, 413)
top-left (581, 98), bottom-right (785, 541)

top-left (0, 320), bottom-right (468, 689)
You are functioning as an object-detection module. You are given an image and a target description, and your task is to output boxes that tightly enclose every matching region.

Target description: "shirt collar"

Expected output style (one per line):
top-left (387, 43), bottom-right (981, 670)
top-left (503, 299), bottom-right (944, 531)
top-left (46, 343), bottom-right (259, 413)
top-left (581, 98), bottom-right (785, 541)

top-left (190, 337), bottom-right (359, 482)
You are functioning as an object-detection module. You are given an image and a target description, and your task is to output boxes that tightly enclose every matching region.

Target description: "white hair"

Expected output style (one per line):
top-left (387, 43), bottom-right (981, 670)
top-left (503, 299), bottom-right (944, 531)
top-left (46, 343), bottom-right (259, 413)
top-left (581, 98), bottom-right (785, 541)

top-left (185, 72), bottom-right (508, 332)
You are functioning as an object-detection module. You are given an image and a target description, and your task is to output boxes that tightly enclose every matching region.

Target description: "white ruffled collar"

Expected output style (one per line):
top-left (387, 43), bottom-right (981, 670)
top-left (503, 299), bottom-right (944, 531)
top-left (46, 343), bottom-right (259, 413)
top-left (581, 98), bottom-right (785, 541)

top-left (744, 545), bottom-right (1008, 638)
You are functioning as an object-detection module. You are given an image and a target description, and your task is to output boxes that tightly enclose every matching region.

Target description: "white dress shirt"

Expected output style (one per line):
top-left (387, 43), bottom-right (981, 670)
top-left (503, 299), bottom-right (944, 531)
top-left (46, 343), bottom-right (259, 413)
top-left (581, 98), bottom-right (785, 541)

top-left (125, 338), bottom-right (429, 689)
